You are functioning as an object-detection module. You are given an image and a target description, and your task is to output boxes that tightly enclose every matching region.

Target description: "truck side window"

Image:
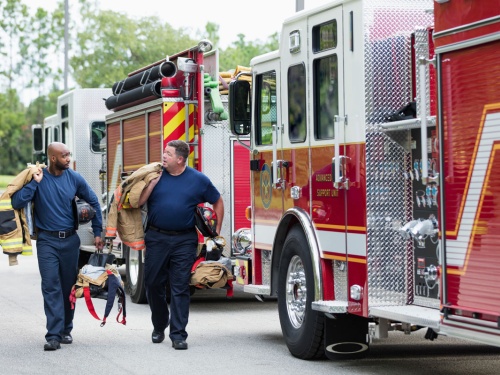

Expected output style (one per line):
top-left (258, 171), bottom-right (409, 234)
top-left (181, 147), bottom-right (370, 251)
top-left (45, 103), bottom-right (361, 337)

top-left (314, 54), bottom-right (338, 139)
top-left (256, 71), bottom-right (277, 146)
top-left (91, 121), bottom-right (106, 153)
top-left (288, 63), bottom-right (306, 143)
top-left (312, 20), bottom-right (337, 52)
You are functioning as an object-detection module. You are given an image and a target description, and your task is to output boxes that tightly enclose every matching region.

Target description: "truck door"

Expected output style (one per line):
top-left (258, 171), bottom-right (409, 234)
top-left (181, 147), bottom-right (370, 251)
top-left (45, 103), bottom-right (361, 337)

top-left (280, 18), bottom-right (309, 216)
top-left (306, 8), bottom-right (349, 265)
top-left (252, 57), bottom-right (282, 255)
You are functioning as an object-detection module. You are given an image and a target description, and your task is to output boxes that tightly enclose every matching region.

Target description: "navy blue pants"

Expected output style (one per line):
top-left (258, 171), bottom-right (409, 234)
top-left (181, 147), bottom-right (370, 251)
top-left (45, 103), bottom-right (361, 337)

top-left (144, 229), bottom-right (198, 342)
top-left (36, 231), bottom-right (80, 342)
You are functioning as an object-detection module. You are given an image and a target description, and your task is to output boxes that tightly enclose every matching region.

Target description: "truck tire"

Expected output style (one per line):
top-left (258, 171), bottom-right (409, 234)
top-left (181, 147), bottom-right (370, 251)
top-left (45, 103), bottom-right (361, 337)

top-left (278, 225), bottom-right (325, 359)
top-left (125, 245), bottom-right (147, 304)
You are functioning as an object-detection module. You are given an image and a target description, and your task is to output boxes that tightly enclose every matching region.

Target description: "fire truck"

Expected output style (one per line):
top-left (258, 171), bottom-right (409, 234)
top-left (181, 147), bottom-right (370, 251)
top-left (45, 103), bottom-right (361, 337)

top-left (229, 0), bottom-right (500, 361)
top-left (32, 42), bottom-right (250, 304)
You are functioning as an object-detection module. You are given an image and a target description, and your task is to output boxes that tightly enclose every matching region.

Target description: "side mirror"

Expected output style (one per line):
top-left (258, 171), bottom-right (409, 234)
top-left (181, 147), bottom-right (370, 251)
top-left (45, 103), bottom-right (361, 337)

top-left (229, 80), bottom-right (251, 136)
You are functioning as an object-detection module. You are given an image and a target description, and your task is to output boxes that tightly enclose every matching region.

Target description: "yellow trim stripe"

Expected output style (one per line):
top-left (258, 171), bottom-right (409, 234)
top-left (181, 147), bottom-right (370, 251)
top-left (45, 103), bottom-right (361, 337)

top-left (315, 223), bottom-right (366, 232)
top-left (0, 204), bottom-right (13, 210)
top-left (323, 254), bottom-right (367, 264)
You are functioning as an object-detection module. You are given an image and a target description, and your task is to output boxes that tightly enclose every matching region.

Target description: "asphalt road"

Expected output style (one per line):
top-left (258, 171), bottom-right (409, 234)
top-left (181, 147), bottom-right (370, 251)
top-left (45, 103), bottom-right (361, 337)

top-left (1, 244), bottom-right (500, 375)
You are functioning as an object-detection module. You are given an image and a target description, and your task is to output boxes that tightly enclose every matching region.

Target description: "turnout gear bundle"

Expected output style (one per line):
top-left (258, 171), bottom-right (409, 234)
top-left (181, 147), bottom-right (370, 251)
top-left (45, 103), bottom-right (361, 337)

top-left (105, 162), bottom-right (162, 251)
top-left (70, 251), bottom-right (126, 326)
top-left (190, 236), bottom-right (233, 297)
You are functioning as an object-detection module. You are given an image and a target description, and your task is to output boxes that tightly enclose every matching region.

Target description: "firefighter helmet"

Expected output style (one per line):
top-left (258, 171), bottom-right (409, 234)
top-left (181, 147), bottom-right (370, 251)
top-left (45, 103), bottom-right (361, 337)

top-left (76, 199), bottom-right (96, 224)
top-left (194, 206), bottom-right (218, 238)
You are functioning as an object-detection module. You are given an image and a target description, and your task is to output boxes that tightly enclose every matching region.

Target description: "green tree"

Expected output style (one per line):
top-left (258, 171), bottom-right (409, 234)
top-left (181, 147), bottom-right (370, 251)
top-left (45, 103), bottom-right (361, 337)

top-left (0, 0), bottom-right (28, 93)
top-left (203, 22), bottom-right (220, 49)
top-left (19, 6), bottom-right (65, 124)
top-left (219, 32), bottom-right (279, 72)
top-left (71, 6), bottom-right (197, 88)
top-left (0, 90), bottom-right (31, 174)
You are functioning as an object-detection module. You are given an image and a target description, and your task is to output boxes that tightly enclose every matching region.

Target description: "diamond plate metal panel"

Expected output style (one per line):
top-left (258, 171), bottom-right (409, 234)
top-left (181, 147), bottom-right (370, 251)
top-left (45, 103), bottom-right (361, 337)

top-left (364, 1), bottom-right (434, 128)
top-left (414, 27), bottom-right (433, 118)
top-left (366, 130), bottom-right (413, 306)
top-left (363, 0), bottom-right (433, 306)
top-left (200, 96), bottom-right (249, 257)
top-left (334, 260), bottom-right (348, 301)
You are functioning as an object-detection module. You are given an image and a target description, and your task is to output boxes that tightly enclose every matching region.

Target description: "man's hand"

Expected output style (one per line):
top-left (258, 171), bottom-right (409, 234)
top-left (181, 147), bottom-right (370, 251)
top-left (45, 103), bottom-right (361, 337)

top-left (33, 168), bottom-right (43, 183)
top-left (94, 236), bottom-right (104, 251)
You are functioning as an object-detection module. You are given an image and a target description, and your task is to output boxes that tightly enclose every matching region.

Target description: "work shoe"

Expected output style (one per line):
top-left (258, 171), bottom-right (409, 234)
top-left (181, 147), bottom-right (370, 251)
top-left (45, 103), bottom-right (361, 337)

top-left (152, 331), bottom-right (165, 344)
top-left (44, 340), bottom-right (61, 351)
top-left (61, 333), bottom-right (73, 344)
top-left (172, 340), bottom-right (188, 350)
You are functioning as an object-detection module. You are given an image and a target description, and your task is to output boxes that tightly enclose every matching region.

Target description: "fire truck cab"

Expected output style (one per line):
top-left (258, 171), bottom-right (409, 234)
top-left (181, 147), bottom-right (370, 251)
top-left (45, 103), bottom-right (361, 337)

top-left (230, 0), bottom-right (500, 361)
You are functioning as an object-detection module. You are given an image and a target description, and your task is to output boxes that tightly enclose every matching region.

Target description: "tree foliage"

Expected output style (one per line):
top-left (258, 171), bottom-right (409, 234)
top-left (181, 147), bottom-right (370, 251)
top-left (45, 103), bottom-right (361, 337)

top-left (0, 90), bottom-right (31, 174)
top-left (71, 5), bottom-right (199, 88)
top-left (219, 32), bottom-right (279, 72)
top-left (0, 0), bottom-right (280, 175)
top-left (0, 0), bottom-right (28, 91)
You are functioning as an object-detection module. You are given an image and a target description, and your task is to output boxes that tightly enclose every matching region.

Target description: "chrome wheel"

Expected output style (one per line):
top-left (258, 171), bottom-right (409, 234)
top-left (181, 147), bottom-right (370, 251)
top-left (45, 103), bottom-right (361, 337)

top-left (128, 248), bottom-right (140, 286)
top-left (286, 255), bottom-right (307, 329)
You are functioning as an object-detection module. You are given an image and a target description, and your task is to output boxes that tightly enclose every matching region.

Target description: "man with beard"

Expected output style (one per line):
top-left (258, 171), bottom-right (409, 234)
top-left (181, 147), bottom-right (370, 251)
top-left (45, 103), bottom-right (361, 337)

top-left (12, 142), bottom-right (103, 351)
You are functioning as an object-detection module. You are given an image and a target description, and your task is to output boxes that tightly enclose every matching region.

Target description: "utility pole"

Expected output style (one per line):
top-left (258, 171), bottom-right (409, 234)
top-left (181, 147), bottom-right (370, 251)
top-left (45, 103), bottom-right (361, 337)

top-left (64, 0), bottom-right (69, 92)
top-left (296, 0), bottom-right (304, 11)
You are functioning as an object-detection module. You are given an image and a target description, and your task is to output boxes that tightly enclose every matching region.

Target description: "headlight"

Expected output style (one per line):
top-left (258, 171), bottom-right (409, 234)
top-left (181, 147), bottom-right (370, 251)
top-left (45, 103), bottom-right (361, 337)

top-left (232, 228), bottom-right (252, 256)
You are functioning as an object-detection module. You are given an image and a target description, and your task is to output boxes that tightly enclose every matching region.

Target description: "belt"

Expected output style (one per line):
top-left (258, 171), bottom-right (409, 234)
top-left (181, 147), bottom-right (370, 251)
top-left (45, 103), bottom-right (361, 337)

top-left (39, 228), bottom-right (77, 239)
top-left (148, 225), bottom-right (194, 235)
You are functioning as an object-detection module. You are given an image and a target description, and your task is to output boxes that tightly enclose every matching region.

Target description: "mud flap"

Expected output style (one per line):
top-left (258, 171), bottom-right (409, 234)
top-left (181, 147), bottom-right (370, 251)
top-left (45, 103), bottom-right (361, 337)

top-left (324, 313), bottom-right (370, 360)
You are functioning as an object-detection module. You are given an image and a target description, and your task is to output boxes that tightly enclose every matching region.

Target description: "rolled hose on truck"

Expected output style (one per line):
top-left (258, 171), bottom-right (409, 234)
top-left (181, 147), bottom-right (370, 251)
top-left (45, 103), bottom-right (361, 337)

top-left (105, 80), bottom-right (162, 111)
top-left (111, 61), bottom-right (177, 95)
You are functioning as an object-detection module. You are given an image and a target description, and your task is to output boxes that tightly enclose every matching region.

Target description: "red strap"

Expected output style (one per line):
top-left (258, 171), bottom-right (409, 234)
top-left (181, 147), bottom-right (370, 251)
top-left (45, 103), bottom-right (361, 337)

top-left (116, 295), bottom-right (126, 325)
top-left (191, 257), bottom-right (205, 272)
top-left (83, 286), bottom-right (101, 321)
top-left (69, 287), bottom-right (77, 309)
top-left (226, 279), bottom-right (234, 298)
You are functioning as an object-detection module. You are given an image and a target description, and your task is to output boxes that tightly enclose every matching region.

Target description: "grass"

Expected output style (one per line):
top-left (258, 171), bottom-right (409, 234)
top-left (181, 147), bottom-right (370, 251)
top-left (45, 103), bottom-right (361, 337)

top-left (0, 175), bottom-right (14, 190)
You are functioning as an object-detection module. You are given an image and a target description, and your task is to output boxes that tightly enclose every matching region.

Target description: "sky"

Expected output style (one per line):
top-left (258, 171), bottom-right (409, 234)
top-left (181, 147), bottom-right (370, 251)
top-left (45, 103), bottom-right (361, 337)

top-left (27, 0), bottom-right (332, 49)
top-left (21, 0), bottom-right (330, 104)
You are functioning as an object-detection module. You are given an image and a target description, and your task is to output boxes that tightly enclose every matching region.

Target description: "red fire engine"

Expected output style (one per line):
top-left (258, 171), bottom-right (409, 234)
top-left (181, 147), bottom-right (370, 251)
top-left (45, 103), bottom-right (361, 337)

top-left (229, 0), bottom-right (500, 360)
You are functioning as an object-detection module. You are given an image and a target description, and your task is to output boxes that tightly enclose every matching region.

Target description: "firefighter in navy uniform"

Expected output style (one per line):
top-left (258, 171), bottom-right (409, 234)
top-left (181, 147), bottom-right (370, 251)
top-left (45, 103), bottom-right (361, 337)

top-left (138, 140), bottom-right (224, 350)
top-left (12, 142), bottom-right (103, 351)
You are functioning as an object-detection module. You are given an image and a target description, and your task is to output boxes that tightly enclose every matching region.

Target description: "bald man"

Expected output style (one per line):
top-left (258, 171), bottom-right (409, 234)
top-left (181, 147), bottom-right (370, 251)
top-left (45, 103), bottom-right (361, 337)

top-left (12, 142), bottom-right (103, 351)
